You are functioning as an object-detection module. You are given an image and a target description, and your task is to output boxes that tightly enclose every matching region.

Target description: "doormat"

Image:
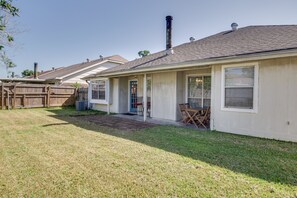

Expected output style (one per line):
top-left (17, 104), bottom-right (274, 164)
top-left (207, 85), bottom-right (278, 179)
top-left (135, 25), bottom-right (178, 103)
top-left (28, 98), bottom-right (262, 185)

top-left (122, 113), bottom-right (137, 116)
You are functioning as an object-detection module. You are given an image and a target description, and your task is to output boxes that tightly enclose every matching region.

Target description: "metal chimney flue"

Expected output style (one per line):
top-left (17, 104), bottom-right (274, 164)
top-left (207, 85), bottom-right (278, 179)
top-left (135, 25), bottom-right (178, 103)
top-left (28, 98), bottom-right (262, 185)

top-left (166, 15), bottom-right (173, 51)
top-left (34, 62), bottom-right (38, 79)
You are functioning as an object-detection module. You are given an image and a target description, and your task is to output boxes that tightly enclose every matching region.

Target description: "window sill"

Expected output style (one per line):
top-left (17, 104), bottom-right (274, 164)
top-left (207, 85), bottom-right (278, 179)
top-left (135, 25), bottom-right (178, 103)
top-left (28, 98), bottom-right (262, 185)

top-left (90, 99), bottom-right (108, 105)
top-left (221, 107), bottom-right (257, 114)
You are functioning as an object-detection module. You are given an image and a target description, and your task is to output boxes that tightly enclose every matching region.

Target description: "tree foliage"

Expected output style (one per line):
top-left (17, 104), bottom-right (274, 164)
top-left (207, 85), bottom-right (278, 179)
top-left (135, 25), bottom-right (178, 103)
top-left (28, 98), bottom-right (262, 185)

top-left (138, 50), bottom-right (150, 58)
top-left (1, 51), bottom-right (15, 77)
top-left (0, 0), bottom-right (19, 50)
top-left (0, 0), bottom-right (19, 73)
top-left (21, 69), bottom-right (34, 77)
top-left (72, 82), bottom-right (81, 89)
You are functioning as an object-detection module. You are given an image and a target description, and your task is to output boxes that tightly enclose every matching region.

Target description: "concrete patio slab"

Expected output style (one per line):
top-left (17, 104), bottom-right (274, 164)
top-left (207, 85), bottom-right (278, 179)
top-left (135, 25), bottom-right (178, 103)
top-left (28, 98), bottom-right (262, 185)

top-left (113, 114), bottom-right (210, 131)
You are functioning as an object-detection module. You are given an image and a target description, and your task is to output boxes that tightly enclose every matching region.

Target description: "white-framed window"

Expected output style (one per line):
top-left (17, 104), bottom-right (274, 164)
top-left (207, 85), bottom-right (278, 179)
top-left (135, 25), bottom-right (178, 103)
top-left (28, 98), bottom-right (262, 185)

top-left (90, 79), bottom-right (108, 104)
top-left (221, 63), bottom-right (259, 113)
top-left (186, 75), bottom-right (211, 108)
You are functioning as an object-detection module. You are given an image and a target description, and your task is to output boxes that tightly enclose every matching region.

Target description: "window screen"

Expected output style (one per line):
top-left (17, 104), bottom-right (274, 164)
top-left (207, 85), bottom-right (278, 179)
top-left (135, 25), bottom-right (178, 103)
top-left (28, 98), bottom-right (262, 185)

top-left (224, 66), bottom-right (254, 109)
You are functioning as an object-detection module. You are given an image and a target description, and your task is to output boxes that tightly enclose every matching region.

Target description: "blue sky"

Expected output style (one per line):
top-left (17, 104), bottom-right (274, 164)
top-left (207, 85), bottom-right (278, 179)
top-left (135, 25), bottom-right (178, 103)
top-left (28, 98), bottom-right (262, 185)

top-left (3, 0), bottom-right (297, 77)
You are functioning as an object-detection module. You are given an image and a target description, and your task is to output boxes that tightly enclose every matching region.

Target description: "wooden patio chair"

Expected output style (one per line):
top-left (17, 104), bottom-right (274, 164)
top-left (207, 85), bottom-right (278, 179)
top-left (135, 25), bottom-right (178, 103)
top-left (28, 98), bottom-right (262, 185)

top-left (194, 107), bottom-right (210, 129)
top-left (179, 103), bottom-right (190, 123)
top-left (204, 107), bottom-right (211, 126)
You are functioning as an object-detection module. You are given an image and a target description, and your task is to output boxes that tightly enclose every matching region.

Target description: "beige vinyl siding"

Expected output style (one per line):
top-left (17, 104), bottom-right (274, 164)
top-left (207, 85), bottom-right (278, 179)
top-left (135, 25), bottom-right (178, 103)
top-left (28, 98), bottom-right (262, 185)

top-left (151, 72), bottom-right (177, 120)
top-left (176, 71), bottom-right (184, 120)
top-left (92, 104), bottom-right (108, 112)
top-left (118, 77), bottom-right (129, 113)
top-left (110, 78), bottom-right (119, 113)
top-left (212, 57), bottom-right (297, 142)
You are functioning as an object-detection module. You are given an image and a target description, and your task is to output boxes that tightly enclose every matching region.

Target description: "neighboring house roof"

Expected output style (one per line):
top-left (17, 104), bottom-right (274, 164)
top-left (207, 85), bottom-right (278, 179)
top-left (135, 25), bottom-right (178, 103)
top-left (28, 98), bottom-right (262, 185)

top-left (38, 55), bottom-right (128, 80)
top-left (37, 67), bottom-right (64, 77)
top-left (26, 67), bottom-right (64, 79)
top-left (0, 78), bottom-right (56, 84)
top-left (98, 25), bottom-right (297, 76)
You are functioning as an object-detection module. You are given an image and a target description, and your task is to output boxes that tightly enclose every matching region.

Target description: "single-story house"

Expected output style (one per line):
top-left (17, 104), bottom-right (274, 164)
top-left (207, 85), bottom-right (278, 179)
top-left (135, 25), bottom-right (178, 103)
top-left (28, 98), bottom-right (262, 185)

top-left (34, 55), bottom-right (127, 86)
top-left (84, 16), bottom-right (297, 142)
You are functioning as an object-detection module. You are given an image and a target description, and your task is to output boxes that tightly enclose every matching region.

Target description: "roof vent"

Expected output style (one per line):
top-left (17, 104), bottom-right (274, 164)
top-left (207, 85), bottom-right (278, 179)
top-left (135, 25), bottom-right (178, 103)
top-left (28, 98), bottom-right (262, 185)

top-left (231, 23), bottom-right (238, 31)
top-left (189, 37), bottom-right (195, 42)
top-left (99, 55), bottom-right (103, 60)
top-left (86, 58), bottom-right (90, 62)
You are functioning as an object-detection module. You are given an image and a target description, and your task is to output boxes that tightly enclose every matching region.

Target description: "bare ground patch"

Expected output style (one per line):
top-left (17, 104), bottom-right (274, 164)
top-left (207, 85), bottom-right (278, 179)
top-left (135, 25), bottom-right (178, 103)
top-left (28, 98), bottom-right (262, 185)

top-left (71, 115), bottom-right (157, 130)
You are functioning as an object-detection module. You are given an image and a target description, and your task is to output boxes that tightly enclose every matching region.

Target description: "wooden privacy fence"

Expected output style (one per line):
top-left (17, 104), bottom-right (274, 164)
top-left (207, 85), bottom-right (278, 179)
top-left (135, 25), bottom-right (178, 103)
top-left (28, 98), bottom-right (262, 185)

top-left (0, 83), bottom-right (77, 109)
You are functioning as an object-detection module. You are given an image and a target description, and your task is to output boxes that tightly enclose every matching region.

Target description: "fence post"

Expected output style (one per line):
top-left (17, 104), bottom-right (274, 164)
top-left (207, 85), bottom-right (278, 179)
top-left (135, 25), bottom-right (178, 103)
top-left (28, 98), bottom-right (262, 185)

top-left (1, 83), bottom-right (4, 110)
top-left (6, 89), bottom-right (9, 110)
top-left (43, 85), bottom-right (46, 107)
top-left (13, 84), bottom-right (17, 109)
top-left (47, 86), bottom-right (51, 107)
top-left (23, 95), bottom-right (26, 108)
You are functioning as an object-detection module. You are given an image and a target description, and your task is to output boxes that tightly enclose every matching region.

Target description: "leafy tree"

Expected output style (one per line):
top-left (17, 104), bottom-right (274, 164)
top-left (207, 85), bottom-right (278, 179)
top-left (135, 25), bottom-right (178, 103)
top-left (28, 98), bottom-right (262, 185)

top-left (21, 69), bottom-right (34, 77)
top-left (138, 50), bottom-right (150, 57)
top-left (0, 0), bottom-right (19, 50)
top-left (0, 0), bottom-right (19, 76)
top-left (72, 82), bottom-right (81, 89)
top-left (1, 51), bottom-right (15, 77)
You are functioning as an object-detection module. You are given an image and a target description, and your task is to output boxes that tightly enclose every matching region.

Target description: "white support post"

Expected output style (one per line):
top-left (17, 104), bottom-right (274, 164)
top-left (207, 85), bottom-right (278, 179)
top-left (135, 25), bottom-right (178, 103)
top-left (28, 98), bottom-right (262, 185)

top-left (210, 65), bottom-right (215, 130)
top-left (107, 104), bottom-right (110, 115)
top-left (87, 81), bottom-right (91, 109)
top-left (107, 78), bottom-right (111, 115)
top-left (143, 74), bottom-right (147, 122)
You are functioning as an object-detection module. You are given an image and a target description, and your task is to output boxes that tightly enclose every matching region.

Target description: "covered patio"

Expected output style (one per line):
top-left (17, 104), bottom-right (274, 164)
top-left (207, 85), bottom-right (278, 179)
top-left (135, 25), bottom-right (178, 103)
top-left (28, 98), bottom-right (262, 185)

top-left (101, 67), bottom-right (213, 128)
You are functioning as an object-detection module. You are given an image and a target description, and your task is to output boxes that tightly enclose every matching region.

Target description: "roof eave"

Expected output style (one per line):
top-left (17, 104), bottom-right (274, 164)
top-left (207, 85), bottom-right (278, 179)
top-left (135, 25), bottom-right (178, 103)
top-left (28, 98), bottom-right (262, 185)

top-left (0, 78), bottom-right (46, 82)
top-left (59, 59), bottom-right (126, 80)
top-left (87, 49), bottom-right (297, 78)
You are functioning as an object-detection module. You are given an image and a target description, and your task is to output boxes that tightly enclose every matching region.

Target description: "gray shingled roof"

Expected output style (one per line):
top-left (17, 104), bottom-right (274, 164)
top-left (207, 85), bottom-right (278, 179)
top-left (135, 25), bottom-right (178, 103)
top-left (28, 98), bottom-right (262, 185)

top-left (38, 55), bottom-right (128, 80)
top-left (101, 25), bottom-right (297, 75)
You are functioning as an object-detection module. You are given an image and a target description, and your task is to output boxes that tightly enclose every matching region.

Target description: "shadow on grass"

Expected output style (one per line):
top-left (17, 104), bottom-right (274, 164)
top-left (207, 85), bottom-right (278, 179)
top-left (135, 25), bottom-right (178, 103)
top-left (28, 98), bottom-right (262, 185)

top-left (47, 108), bottom-right (297, 186)
top-left (47, 107), bottom-right (107, 116)
top-left (43, 123), bottom-right (71, 127)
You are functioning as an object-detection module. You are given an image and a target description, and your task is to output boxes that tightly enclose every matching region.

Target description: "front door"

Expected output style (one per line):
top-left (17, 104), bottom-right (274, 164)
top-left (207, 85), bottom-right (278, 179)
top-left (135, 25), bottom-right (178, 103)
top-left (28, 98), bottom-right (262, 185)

top-left (130, 80), bottom-right (138, 112)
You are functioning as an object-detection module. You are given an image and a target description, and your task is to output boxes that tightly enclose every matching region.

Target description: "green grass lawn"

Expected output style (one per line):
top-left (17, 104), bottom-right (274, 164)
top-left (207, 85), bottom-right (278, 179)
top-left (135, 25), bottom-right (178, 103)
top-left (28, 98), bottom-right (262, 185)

top-left (0, 108), bottom-right (296, 197)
